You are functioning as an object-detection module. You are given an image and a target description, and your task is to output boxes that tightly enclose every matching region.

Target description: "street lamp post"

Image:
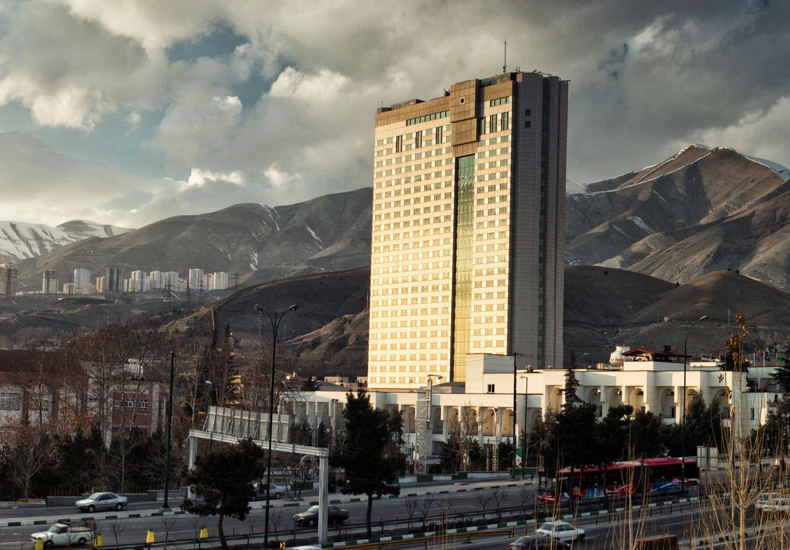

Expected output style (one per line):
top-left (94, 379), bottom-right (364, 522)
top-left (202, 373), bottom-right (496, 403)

top-left (161, 351), bottom-right (175, 511)
top-left (519, 371), bottom-right (531, 480)
top-left (255, 303), bottom-right (298, 548)
top-left (512, 353), bottom-right (518, 476)
top-left (665, 314), bottom-right (708, 497)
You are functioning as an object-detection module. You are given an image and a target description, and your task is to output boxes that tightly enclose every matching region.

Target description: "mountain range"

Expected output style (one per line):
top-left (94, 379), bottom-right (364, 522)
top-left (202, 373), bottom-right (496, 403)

top-left (4, 142), bottom-right (790, 372)
top-left (11, 189), bottom-right (371, 290)
top-left (566, 145), bottom-right (790, 289)
top-left (6, 144), bottom-right (790, 295)
top-left (0, 220), bottom-right (130, 265)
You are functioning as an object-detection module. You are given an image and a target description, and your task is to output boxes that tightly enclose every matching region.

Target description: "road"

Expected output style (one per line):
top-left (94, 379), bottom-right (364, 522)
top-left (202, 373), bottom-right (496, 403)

top-left (0, 484), bottom-right (771, 550)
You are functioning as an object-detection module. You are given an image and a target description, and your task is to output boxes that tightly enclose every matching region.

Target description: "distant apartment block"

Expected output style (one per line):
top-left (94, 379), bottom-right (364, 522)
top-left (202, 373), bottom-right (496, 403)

top-left (96, 276), bottom-right (106, 293)
top-left (62, 283), bottom-right (75, 294)
top-left (188, 268), bottom-right (204, 290)
top-left (74, 268), bottom-right (91, 295)
top-left (203, 273), bottom-right (213, 292)
top-left (0, 264), bottom-right (17, 296)
top-left (42, 270), bottom-right (58, 294)
top-left (213, 272), bottom-right (228, 290)
top-left (129, 270), bottom-right (147, 292)
top-left (105, 267), bottom-right (122, 293)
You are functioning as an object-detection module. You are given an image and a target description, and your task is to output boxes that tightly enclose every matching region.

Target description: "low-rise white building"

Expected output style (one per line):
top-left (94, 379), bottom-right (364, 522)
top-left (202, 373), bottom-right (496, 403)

top-left (293, 348), bottom-right (781, 470)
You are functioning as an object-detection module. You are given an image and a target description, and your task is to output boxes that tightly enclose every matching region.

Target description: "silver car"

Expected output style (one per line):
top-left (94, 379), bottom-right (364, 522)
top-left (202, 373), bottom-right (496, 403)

top-left (75, 492), bottom-right (128, 513)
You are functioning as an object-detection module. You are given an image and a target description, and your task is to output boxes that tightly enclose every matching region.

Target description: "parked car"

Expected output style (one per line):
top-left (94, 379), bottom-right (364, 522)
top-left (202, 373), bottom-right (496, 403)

top-left (252, 481), bottom-right (284, 500)
top-left (31, 521), bottom-right (95, 547)
top-left (507, 536), bottom-right (571, 549)
top-left (293, 505), bottom-right (349, 527)
top-left (536, 521), bottom-right (585, 542)
top-left (75, 492), bottom-right (128, 513)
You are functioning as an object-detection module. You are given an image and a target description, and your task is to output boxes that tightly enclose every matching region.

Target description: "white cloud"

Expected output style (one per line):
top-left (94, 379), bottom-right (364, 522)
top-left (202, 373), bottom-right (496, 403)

top-left (187, 168), bottom-right (245, 187)
top-left (1, 0), bottom-right (790, 229)
top-left (270, 67), bottom-right (350, 102)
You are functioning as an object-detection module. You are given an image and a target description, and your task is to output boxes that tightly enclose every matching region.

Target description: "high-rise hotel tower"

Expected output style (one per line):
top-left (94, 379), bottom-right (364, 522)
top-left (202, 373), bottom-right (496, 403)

top-left (368, 72), bottom-right (568, 390)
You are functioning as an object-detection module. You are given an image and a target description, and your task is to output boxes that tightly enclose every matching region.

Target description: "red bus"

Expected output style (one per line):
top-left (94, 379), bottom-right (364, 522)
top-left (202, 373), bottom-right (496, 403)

top-left (537, 458), bottom-right (699, 503)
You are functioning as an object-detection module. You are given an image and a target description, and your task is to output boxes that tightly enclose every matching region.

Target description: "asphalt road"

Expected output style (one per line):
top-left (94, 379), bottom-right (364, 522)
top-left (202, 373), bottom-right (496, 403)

top-left (0, 485), bottom-right (767, 550)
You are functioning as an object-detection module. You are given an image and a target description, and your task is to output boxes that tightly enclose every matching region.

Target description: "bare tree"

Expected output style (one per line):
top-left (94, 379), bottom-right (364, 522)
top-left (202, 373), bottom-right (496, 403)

top-left (401, 495), bottom-right (419, 530)
top-left (1, 421), bottom-right (53, 501)
top-left (516, 485), bottom-right (532, 515)
top-left (105, 519), bottom-right (127, 549)
top-left (490, 486), bottom-right (509, 521)
top-left (161, 516), bottom-right (178, 550)
top-left (416, 494), bottom-right (436, 531)
top-left (474, 490), bottom-right (493, 522)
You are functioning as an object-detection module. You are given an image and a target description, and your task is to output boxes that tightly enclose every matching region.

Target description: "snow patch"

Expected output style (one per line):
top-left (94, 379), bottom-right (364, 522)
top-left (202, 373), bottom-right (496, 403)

top-left (588, 149), bottom-right (715, 195)
top-left (631, 216), bottom-right (656, 235)
top-left (306, 225), bottom-right (324, 248)
top-left (743, 154), bottom-right (790, 179)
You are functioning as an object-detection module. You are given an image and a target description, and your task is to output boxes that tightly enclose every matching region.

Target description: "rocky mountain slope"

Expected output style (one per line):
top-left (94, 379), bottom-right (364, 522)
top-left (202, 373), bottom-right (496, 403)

top-left (15, 188), bottom-right (372, 289)
top-left (0, 220), bottom-right (130, 265)
top-left (567, 145), bottom-right (790, 289)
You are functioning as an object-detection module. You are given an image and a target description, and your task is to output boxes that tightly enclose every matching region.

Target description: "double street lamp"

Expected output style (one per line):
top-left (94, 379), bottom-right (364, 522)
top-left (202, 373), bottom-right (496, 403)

top-left (664, 314), bottom-right (708, 496)
top-left (255, 303), bottom-right (298, 548)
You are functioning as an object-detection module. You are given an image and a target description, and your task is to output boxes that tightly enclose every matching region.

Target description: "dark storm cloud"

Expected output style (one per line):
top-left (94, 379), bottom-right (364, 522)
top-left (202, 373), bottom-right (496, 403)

top-left (0, 0), bottom-right (788, 225)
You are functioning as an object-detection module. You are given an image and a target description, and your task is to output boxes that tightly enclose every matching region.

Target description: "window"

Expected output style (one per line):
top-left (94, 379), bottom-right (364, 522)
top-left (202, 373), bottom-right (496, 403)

top-left (478, 117), bottom-right (486, 135)
top-left (435, 126), bottom-right (443, 144)
top-left (489, 114), bottom-right (497, 134)
top-left (124, 401), bottom-right (133, 410)
top-left (140, 400), bottom-right (148, 411)
top-left (501, 112), bottom-right (509, 131)
top-left (525, 108), bottom-right (531, 116)
top-left (415, 131), bottom-right (422, 148)
top-left (395, 135), bottom-right (403, 153)
top-left (0, 392), bottom-right (20, 411)
top-left (487, 384), bottom-right (495, 393)
top-left (525, 120), bottom-right (531, 128)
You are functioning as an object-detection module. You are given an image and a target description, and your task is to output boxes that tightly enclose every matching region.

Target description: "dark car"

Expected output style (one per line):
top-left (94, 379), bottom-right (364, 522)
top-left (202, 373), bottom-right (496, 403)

top-left (507, 536), bottom-right (572, 550)
top-left (293, 505), bottom-right (349, 527)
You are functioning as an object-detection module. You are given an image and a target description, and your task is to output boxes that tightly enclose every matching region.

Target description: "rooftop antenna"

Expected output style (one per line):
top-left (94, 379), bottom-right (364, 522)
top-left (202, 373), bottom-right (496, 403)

top-left (503, 40), bottom-right (507, 74)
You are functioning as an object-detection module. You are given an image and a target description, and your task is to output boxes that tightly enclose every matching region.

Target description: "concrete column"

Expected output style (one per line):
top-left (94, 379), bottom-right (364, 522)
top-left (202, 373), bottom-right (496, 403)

top-left (187, 436), bottom-right (198, 500)
top-left (674, 385), bottom-right (682, 423)
top-left (644, 375), bottom-right (658, 415)
top-left (600, 386), bottom-right (608, 418)
top-left (318, 453), bottom-right (329, 544)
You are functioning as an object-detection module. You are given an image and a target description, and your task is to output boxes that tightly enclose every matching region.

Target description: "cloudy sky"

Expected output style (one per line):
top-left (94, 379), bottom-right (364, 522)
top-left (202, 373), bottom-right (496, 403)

top-left (0, 0), bottom-right (788, 228)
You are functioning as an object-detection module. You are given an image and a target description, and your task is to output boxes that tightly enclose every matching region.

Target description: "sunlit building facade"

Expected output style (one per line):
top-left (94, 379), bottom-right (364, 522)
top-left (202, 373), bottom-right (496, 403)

top-left (368, 72), bottom-right (568, 390)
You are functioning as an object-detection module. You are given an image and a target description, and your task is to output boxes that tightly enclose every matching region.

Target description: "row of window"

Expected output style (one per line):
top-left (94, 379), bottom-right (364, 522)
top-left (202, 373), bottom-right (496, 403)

top-left (477, 147), bottom-right (509, 158)
top-left (478, 112), bottom-right (510, 135)
top-left (405, 110), bottom-right (451, 126)
top-left (371, 261), bottom-right (454, 277)
top-left (490, 96), bottom-right (510, 107)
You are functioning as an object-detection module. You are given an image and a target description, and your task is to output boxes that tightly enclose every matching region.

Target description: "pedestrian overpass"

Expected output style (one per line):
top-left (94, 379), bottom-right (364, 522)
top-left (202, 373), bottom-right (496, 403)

top-left (188, 406), bottom-right (331, 543)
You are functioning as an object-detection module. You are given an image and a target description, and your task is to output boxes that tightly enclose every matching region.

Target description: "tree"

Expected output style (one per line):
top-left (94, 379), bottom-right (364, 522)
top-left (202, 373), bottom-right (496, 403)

top-left (332, 390), bottom-right (405, 539)
top-left (563, 368), bottom-right (581, 408)
top-left (182, 439), bottom-right (265, 550)
top-left (772, 341), bottom-right (790, 392)
top-left (630, 410), bottom-right (663, 460)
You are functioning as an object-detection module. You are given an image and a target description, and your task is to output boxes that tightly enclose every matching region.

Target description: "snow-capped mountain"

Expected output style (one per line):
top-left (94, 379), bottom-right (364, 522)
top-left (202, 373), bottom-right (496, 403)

top-left (566, 145), bottom-right (790, 290)
top-left (0, 220), bottom-right (131, 264)
top-left (15, 188), bottom-right (372, 289)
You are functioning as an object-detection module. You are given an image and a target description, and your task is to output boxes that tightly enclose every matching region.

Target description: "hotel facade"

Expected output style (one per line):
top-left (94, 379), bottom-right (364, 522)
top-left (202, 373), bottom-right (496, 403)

top-left (369, 71), bottom-right (568, 390)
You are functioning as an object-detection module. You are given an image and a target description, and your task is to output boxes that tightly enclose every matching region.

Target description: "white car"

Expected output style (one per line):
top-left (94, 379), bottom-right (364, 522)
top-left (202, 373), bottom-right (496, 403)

top-left (252, 482), bottom-right (284, 500)
top-left (536, 521), bottom-right (585, 542)
top-left (75, 492), bottom-right (127, 513)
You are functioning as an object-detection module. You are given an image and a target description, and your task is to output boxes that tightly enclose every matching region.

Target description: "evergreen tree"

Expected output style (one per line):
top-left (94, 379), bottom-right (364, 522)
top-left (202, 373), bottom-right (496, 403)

top-left (563, 368), bottom-right (581, 408)
top-left (772, 342), bottom-right (790, 392)
top-left (183, 439), bottom-right (264, 550)
top-left (332, 390), bottom-right (405, 538)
